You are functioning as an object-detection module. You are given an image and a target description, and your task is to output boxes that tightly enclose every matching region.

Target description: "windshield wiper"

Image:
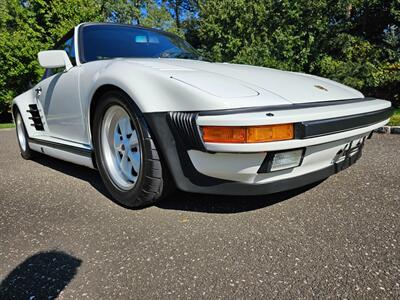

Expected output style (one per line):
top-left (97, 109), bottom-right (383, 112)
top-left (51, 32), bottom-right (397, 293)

top-left (158, 50), bottom-right (199, 59)
top-left (171, 52), bottom-right (200, 60)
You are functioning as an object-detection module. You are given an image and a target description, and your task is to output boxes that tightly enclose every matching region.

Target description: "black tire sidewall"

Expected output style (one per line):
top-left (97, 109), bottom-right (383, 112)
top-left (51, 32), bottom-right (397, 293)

top-left (93, 91), bottom-right (156, 206)
top-left (15, 109), bottom-right (33, 159)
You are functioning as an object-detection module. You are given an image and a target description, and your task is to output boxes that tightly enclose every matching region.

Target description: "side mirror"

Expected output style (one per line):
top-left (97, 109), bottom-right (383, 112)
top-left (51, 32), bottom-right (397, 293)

top-left (38, 50), bottom-right (73, 71)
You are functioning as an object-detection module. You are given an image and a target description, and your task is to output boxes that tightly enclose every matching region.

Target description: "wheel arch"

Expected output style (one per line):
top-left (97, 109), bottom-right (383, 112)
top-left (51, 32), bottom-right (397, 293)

top-left (88, 84), bottom-right (165, 170)
top-left (88, 83), bottom-right (174, 192)
top-left (11, 99), bottom-right (31, 136)
top-left (12, 103), bottom-right (19, 120)
top-left (90, 84), bottom-right (121, 132)
top-left (89, 82), bottom-right (156, 134)
top-left (12, 95), bottom-right (28, 122)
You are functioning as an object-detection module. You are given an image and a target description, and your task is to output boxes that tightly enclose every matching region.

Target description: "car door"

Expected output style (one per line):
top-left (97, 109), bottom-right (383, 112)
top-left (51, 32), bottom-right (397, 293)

top-left (36, 32), bottom-right (87, 145)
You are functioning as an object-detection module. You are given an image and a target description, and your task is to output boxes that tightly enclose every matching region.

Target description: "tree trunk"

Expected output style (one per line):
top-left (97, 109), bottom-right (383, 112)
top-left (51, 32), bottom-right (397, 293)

top-left (175, 1), bottom-right (180, 28)
top-left (345, 4), bottom-right (352, 20)
top-left (135, 1), bottom-right (141, 25)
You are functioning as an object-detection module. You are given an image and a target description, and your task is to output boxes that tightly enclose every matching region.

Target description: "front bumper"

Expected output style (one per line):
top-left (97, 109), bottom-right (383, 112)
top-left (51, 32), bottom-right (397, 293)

top-left (144, 98), bottom-right (391, 195)
top-left (184, 146), bottom-right (363, 196)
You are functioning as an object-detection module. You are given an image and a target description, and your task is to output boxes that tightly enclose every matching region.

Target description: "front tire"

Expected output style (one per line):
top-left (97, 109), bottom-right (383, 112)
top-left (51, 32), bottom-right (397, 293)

top-left (93, 90), bottom-right (171, 208)
top-left (15, 109), bottom-right (34, 160)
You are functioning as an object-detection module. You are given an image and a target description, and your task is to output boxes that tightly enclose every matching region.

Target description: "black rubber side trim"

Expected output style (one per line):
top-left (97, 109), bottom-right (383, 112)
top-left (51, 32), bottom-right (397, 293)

top-left (198, 97), bottom-right (375, 116)
top-left (28, 138), bottom-right (92, 158)
top-left (298, 107), bottom-right (393, 138)
top-left (167, 112), bottom-right (205, 151)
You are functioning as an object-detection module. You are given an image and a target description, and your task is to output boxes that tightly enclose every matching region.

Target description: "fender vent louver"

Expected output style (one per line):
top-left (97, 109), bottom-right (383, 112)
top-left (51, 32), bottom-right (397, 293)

top-left (168, 112), bottom-right (205, 151)
top-left (26, 104), bottom-right (44, 131)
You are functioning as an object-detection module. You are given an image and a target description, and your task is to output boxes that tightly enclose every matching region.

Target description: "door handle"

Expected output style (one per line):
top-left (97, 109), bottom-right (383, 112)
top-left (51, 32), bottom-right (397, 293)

top-left (35, 87), bottom-right (42, 96)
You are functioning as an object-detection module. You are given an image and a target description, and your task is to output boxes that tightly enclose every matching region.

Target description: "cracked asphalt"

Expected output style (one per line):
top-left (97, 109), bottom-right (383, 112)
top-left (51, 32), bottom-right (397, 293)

top-left (0, 128), bottom-right (399, 299)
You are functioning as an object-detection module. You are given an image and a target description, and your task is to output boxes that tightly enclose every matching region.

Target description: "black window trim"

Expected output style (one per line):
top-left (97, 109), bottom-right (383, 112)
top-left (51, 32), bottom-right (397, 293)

top-left (54, 28), bottom-right (75, 50)
top-left (41, 28), bottom-right (76, 81)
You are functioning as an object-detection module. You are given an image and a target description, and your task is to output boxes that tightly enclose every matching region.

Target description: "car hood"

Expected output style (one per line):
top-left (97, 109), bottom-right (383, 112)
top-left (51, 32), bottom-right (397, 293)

top-left (124, 58), bottom-right (364, 104)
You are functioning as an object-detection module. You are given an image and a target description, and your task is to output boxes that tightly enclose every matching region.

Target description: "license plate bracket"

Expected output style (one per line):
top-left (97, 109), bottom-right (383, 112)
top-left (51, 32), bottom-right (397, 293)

top-left (333, 137), bottom-right (366, 172)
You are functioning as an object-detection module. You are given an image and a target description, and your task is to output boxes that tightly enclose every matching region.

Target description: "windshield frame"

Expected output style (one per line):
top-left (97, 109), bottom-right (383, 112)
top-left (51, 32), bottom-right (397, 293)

top-left (77, 23), bottom-right (201, 63)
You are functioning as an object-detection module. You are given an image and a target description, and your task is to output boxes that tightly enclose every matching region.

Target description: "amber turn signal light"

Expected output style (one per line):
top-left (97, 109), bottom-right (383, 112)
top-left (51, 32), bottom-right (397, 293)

top-left (202, 124), bottom-right (294, 143)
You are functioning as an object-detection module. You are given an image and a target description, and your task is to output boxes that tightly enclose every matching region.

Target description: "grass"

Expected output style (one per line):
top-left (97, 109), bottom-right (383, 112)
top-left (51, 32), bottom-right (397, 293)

top-left (388, 108), bottom-right (400, 126)
top-left (0, 123), bottom-right (15, 129)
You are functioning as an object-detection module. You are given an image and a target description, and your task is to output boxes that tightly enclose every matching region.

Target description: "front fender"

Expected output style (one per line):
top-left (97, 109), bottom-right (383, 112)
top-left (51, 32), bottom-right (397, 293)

top-left (79, 60), bottom-right (237, 146)
top-left (80, 59), bottom-right (227, 114)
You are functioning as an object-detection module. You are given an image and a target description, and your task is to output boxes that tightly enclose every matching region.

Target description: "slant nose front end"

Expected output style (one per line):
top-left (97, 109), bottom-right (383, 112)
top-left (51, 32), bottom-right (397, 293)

top-left (144, 98), bottom-right (392, 195)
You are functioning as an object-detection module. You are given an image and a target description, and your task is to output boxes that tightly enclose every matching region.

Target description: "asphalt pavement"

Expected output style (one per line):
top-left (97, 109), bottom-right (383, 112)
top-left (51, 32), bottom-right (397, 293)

top-left (0, 128), bottom-right (399, 299)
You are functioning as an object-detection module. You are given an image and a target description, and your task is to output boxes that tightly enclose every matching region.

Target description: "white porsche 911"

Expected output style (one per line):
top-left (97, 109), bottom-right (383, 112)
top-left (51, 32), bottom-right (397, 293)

top-left (12, 22), bottom-right (392, 207)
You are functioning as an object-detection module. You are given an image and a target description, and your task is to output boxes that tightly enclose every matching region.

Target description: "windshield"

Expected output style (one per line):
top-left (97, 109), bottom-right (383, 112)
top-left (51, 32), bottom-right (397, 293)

top-left (80, 24), bottom-right (201, 63)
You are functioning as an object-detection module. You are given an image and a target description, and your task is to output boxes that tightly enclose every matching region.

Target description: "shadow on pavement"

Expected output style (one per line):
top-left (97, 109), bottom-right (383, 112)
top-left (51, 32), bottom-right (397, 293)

top-left (157, 181), bottom-right (323, 214)
top-left (31, 154), bottom-right (324, 213)
top-left (0, 251), bottom-right (82, 299)
top-left (33, 154), bottom-right (111, 199)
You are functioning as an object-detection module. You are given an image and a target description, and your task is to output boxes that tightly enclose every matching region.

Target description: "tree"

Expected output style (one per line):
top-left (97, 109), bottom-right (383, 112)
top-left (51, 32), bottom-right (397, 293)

top-left (101, 0), bottom-right (142, 24)
top-left (313, 0), bottom-right (400, 105)
top-left (0, 0), bottom-right (103, 121)
top-left (163, 0), bottom-right (199, 29)
top-left (0, 0), bottom-right (180, 121)
top-left (197, 0), bottom-right (328, 70)
top-left (197, 0), bottom-right (399, 105)
top-left (0, 0), bottom-right (398, 122)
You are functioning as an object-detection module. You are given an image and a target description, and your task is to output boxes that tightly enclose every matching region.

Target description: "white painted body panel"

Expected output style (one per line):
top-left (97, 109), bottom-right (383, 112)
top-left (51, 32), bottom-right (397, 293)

top-left (38, 50), bottom-right (73, 70)
top-left (197, 99), bottom-right (390, 126)
top-left (188, 135), bottom-right (367, 184)
top-left (79, 57), bottom-right (364, 114)
top-left (11, 23), bottom-right (392, 192)
top-left (37, 69), bottom-right (87, 144)
top-left (203, 119), bottom-right (388, 153)
top-left (29, 142), bottom-right (94, 169)
top-left (13, 38), bottom-right (368, 149)
top-left (158, 59), bottom-right (364, 103)
top-left (13, 89), bottom-right (46, 138)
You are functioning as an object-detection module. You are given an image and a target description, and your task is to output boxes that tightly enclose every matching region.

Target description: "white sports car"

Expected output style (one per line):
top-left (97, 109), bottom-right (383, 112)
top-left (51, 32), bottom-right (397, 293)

top-left (12, 22), bottom-right (392, 207)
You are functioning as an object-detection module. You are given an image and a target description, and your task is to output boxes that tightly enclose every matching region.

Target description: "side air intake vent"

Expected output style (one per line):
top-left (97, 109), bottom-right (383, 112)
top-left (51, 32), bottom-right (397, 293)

top-left (168, 112), bottom-right (205, 151)
top-left (26, 104), bottom-right (44, 131)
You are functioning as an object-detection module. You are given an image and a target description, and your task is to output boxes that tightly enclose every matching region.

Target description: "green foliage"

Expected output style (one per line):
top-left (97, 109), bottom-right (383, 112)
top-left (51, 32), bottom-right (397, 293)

top-left (0, 0), bottom-right (399, 122)
top-left (141, 1), bottom-right (183, 36)
top-left (163, 0), bottom-right (199, 28)
top-left (198, 0), bottom-right (328, 71)
top-left (311, 0), bottom-right (400, 106)
top-left (389, 108), bottom-right (400, 126)
top-left (0, 0), bottom-right (180, 121)
top-left (197, 0), bottom-right (400, 106)
top-left (0, 0), bottom-right (104, 121)
top-left (0, 123), bottom-right (15, 129)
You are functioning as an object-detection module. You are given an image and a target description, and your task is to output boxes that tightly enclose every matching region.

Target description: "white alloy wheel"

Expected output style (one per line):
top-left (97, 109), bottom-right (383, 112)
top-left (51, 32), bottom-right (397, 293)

top-left (16, 113), bottom-right (27, 152)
